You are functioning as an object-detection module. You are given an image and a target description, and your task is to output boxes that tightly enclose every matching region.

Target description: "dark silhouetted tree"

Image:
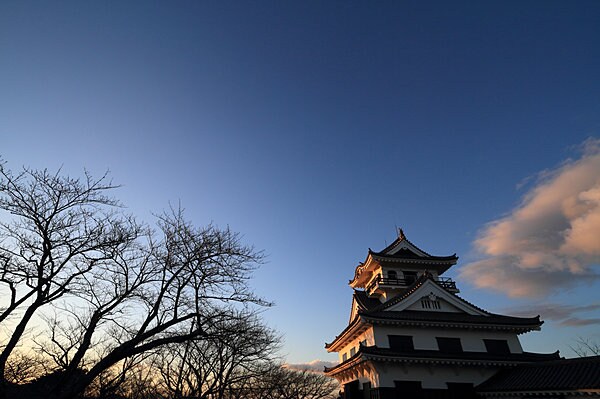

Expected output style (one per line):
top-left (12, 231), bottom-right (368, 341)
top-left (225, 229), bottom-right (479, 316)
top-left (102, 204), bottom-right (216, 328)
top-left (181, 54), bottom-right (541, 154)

top-left (227, 365), bottom-right (339, 399)
top-left (155, 311), bottom-right (280, 399)
top-left (0, 162), bottom-right (141, 391)
top-left (0, 162), bottom-right (266, 399)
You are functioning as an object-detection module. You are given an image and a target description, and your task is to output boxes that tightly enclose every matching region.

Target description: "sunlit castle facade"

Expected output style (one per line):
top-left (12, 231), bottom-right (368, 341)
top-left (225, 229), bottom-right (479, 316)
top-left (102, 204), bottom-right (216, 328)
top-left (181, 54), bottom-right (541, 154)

top-left (324, 230), bottom-right (559, 399)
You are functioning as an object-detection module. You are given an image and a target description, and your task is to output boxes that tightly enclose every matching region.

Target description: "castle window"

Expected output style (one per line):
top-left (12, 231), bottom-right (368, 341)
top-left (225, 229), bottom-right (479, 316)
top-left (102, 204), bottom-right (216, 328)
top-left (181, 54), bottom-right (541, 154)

top-left (436, 337), bottom-right (463, 353)
top-left (484, 339), bottom-right (510, 355)
top-left (447, 382), bottom-right (474, 393)
top-left (388, 270), bottom-right (398, 280)
top-left (404, 271), bottom-right (417, 284)
top-left (394, 381), bottom-right (422, 394)
top-left (342, 353), bottom-right (347, 362)
top-left (350, 347), bottom-right (356, 356)
top-left (388, 335), bottom-right (414, 351)
top-left (362, 382), bottom-right (371, 395)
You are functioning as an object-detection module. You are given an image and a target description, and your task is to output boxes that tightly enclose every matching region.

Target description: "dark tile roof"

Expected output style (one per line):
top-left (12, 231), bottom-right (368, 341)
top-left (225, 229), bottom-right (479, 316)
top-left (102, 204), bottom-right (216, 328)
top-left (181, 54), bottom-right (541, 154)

top-left (326, 346), bottom-right (560, 374)
top-left (370, 248), bottom-right (459, 262)
top-left (361, 346), bottom-right (560, 363)
top-left (329, 277), bottom-right (542, 349)
top-left (361, 310), bottom-right (542, 328)
top-left (366, 274), bottom-right (429, 311)
top-left (353, 290), bottom-right (382, 311)
top-left (477, 355), bottom-right (600, 392)
top-left (353, 277), bottom-right (542, 330)
top-left (370, 231), bottom-right (458, 261)
top-left (376, 229), bottom-right (432, 256)
top-left (362, 275), bottom-right (483, 313)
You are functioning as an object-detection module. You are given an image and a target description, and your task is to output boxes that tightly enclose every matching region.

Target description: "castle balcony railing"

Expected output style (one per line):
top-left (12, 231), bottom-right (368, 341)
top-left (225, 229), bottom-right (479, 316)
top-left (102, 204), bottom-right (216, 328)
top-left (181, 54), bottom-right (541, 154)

top-left (366, 275), bottom-right (458, 294)
top-left (436, 277), bottom-right (457, 291)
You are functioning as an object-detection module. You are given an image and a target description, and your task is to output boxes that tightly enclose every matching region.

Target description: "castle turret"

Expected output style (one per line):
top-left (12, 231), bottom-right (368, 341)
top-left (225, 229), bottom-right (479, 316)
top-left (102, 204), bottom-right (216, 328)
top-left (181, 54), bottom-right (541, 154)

top-left (348, 228), bottom-right (459, 302)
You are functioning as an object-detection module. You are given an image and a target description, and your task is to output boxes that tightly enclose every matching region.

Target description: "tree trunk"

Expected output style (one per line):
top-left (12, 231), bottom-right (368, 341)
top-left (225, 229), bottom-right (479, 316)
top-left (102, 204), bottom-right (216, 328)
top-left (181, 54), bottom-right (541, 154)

top-left (0, 301), bottom-right (40, 382)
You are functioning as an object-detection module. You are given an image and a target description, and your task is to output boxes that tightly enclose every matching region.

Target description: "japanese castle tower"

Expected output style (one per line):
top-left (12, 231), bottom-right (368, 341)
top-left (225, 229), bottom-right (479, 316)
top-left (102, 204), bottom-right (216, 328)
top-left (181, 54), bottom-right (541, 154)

top-left (324, 230), bottom-right (559, 399)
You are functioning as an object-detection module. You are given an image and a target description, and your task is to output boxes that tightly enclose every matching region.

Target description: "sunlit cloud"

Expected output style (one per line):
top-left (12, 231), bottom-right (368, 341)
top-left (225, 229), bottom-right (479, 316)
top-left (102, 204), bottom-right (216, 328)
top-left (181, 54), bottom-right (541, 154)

top-left (460, 138), bottom-right (600, 297)
top-left (503, 303), bottom-right (600, 326)
top-left (285, 359), bottom-right (336, 372)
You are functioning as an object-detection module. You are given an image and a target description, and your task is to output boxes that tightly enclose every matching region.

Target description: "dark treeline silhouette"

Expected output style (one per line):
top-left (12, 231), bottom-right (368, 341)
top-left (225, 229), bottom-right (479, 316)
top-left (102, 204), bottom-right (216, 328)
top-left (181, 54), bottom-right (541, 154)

top-left (0, 161), bottom-right (338, 399)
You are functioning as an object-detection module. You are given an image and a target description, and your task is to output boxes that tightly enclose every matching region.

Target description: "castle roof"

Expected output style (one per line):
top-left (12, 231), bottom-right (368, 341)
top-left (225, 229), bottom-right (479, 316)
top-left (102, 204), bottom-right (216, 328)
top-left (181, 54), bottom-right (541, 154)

top-left (326, 276), bottom-right (543, 351)
top-left (477, 355), bottom-right (600, 396)
top-left (325, 346), bottom-right (560, 376)
top-left (370, 229), bottom-right (457, 261)
top-left (361, 310), bottom-right (542, 330)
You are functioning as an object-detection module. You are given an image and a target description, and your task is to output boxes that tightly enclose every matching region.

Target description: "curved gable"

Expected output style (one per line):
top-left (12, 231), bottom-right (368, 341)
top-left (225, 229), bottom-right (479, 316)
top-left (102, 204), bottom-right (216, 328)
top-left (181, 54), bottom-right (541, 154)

top-left (382, 279), bottom-right (488, 316)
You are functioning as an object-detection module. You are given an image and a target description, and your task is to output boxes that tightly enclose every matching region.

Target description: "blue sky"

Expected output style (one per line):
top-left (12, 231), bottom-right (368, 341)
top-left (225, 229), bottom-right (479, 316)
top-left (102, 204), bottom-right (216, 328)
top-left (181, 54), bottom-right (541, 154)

top-left (1, 1), bottom-right (600, 364)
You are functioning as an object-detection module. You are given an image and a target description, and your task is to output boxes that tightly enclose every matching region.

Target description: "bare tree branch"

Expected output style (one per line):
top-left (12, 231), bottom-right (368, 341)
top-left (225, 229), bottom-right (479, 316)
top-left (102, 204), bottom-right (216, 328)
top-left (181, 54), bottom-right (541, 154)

top-left (0, 162), bottom-right (141, 388)
top-left (570, 336), bottom-right (600, 357)
top-left (0, 162), bottom-right (270, 399)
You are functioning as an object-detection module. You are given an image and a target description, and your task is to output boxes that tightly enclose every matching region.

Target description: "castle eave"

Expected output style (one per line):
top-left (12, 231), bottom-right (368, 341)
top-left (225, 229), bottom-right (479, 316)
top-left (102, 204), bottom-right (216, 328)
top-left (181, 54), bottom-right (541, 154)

top-left (325, 347), bottom-right (560, 376)
top-left (360, 311), bottom-right (543, 334)
top-left (325, 318), bottom-right (371, 352)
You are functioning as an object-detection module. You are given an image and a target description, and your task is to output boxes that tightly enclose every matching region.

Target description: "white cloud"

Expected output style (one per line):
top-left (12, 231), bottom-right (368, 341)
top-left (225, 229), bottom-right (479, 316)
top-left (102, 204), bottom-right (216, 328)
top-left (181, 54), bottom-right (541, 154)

top-left (460, 138), bottom-right (600, 297)
top-left (284, 359), bottom-right (337, 372)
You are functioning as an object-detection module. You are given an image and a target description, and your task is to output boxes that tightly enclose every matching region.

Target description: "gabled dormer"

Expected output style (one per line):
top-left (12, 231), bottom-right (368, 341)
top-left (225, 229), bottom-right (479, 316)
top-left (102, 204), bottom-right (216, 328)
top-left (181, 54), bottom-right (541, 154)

top-left (349, 229), bottom-right (459, 301)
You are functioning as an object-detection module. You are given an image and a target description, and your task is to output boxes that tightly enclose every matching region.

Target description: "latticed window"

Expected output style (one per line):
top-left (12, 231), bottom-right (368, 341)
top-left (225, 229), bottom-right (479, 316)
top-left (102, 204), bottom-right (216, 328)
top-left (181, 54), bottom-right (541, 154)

top-left (421, 298), bottom-right (441, 309)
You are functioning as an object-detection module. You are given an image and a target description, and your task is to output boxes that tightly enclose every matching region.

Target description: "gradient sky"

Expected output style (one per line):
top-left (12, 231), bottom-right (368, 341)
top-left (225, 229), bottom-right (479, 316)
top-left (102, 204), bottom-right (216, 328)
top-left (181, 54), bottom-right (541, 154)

top-left (1, 1), bottom-right (600, 365)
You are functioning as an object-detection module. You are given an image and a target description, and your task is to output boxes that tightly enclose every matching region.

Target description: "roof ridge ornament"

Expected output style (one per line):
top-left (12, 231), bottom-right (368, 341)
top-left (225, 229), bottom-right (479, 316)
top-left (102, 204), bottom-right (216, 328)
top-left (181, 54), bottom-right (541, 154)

top-left (398, 228), bottom-right (406, 240)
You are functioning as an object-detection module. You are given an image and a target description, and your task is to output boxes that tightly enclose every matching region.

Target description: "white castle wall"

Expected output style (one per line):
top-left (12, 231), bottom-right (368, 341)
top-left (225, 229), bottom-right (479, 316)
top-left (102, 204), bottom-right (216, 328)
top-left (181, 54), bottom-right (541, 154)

top-left (377, 363), bottom-right (498, 389)
top-left (373, 325), bottom-right (524, 353)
